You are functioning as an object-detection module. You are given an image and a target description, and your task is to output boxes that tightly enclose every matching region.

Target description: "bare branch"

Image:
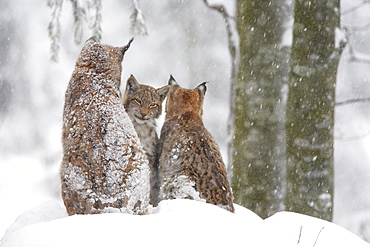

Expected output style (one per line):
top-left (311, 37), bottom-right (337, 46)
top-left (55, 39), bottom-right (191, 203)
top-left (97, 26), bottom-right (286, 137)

top-left (335, 131), bottom-right (370, 141)
top-left (202, 0), bottom-right (235, 20)
top-left (202, 0), bottom-right (240, 174)
top-left (342, 22), bottom-right (370, 32)
top-left (342, 2), bottom-right (370, 38)
top-left (297, 226), bottom-right (303, 244)
top-left (336, 97), bottom-right (370, 106)
top-left (348, 56), bottom-right (370, 64)
top-left (342, 1), bottom-right (370, 15)
top-left (313, 227), bottom-right (324, 247)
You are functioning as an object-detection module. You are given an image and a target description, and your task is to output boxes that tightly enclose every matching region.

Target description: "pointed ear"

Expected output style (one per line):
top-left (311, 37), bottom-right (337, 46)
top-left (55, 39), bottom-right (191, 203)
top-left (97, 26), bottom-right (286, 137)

top-left (196, 82), bottom-right (207, 96)
top-left (122, 37), bottom-right (134, 53)
top-left (157, 85), bottom-right (171, 102)
top-left (125, 75), bottom-right (140, 94)
top-left (168, 75), bottom-right (179, 86)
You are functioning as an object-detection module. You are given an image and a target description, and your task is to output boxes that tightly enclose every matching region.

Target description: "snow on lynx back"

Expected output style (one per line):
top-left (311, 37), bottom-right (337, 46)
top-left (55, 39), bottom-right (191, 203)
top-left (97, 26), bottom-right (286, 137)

top-left (61, 37), bottom-right (150, 215)
top-left (158, 76), bottom-right (234, 212)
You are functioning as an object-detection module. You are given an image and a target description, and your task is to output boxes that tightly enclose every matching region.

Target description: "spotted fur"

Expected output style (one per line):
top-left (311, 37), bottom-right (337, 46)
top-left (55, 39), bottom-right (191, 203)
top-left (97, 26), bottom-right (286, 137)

top-left (123, 75), bottom-right (170, 206)
top-left (61, 38), bottom-right (150, 216)
top-left (158, 76), bottom-right (234, 212)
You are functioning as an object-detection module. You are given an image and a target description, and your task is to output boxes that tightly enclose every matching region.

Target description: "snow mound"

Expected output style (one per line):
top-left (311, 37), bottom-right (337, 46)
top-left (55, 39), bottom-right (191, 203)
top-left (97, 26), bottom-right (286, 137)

top-left (1, 199), bottom-right (369, 247)
top-left (266, 211), bottom-right (369, 247)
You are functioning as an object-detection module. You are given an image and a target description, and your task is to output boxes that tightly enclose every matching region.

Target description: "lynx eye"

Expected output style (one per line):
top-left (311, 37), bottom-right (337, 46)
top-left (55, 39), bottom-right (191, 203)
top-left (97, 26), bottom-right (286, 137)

top-left (133, 98), bottom-right (142, 105)
top-left (149, 103), bottom-right (158, 108)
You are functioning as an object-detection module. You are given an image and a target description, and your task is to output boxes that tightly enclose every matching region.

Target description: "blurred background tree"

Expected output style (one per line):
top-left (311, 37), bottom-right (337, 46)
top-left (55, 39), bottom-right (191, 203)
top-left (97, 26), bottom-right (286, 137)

top-left (230, 0), bottom-right (290, 218)
top-left (285, 0), bottom-right (342, 221)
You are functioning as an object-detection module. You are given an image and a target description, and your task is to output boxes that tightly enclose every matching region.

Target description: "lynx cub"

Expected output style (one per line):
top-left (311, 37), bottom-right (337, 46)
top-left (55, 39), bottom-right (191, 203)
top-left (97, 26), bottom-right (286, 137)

top-left (158, 76), bottom-right (234, 212)
top-left (61, 37), bottom-right (150, 215)
top-left (123, 75), bottom-right (170, 206)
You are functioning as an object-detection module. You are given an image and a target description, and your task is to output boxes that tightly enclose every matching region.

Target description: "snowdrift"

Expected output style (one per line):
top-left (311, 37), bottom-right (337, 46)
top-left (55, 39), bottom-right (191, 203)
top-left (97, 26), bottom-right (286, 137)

top-left (1, 199), bottom-right (369, 247)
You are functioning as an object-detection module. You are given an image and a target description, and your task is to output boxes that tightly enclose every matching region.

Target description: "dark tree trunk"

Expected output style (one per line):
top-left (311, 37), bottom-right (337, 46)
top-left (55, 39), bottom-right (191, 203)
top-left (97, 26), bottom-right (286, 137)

top-left (231, 0), bottom-right (290, 218)
top-left (285, 0), bottom-right (342, 221)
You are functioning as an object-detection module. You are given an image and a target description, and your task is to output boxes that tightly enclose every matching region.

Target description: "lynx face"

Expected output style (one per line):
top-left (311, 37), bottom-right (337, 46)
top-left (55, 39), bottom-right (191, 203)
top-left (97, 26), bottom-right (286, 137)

top-left (123, 75), bottom-right (170, 127)
top-left (123, 75), bottom-right (170, 206)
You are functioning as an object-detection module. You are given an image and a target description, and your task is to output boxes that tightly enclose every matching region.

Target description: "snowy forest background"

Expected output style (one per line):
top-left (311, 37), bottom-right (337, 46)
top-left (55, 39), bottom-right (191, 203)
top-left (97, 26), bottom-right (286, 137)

top-left (1, 0), bottom-right (370, 242)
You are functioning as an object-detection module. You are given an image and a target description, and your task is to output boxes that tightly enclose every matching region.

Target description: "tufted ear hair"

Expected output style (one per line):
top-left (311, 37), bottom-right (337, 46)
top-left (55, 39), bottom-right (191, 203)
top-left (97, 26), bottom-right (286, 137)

top-left (85, 36), bottom-right (100, 44)
top-left (168, 75), bottom-right (179, 86)
top-left (122, 37), bottom-right (134, 53)
top-left (157, 85), bottom-right (171, 102)
top-left (126, 75), bottom-right (140, 95)
top-left (196, 82), bottom-right (208, 96)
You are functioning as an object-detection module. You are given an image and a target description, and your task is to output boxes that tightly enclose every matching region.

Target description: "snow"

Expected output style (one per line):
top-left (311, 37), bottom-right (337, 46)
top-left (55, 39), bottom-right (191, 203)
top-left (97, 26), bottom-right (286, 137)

top-left (1, 0), bottom-right (370, 244)
top-left (0, 199), bottom-right (368, 247)
top-left (161, 175), bottom-right (205, 202)
top-left (335, 27), bottom-right (346, 49)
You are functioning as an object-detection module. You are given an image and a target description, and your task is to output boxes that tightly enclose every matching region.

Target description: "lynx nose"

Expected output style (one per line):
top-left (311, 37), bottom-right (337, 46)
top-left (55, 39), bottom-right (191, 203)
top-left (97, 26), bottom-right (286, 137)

top-left (140, 109), bottom-right (149, 118)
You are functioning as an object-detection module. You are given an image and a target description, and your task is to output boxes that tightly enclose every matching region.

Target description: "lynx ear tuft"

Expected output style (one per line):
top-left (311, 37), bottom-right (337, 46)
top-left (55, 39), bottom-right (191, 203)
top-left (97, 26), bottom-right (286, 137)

top-left (85, 36), bottom-right (99, 44)
top-left (123, 37), bottom-right (134, 52)
top-left (126, 75), bottom-right (140, 94)
top-left (196, 82), bottom-right (208, 95)
top-left (168, 75), bottom-right (179, 86)
top-left (157, 85), bottom-right (171, 102)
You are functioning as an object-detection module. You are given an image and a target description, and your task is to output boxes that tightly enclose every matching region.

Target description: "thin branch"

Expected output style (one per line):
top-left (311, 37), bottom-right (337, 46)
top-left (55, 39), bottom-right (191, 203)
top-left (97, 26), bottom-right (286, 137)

top-left (202, 0), bottom-right (235, 20)
top-left (335, 131), bottom-right (370, 142)
top-left (313, 227), bottom-right (324, 247)
top-left (202, 0), bottom-right (239, 174)
top-left (336, 97), bottom-right (370, 106)
top-left (349, 56), bottom-right (370, 64)
top-left (297, 226), bottom-right (303, 244)
top-left (342, 1), bottom-right (370, 15)
top-left (342, 22), bottom-right (370, 32)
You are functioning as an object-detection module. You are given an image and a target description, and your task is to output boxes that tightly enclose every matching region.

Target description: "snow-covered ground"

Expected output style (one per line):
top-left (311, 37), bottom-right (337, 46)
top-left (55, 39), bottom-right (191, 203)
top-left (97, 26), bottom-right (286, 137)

top-left (1, 199), bottom-right (369, 247)
top-left (1, 153), bottom-right (368, 246)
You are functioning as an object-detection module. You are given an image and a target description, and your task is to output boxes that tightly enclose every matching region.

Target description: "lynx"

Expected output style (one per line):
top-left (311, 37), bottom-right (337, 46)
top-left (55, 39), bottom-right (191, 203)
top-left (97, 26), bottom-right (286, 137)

top-left (158, 76), bottom-right (234, 212)
top-left (123, 75), bottom-right (170, 206)
top-left (61, 37), bottom-right (150, 216)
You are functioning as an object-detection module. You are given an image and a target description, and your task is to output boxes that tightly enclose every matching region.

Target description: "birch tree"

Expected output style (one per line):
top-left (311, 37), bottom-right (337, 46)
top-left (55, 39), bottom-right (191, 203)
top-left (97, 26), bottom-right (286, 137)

top-left (285, 0), bottom-right (342, 221)
top-left (231, 0), bottom-right (290, 218)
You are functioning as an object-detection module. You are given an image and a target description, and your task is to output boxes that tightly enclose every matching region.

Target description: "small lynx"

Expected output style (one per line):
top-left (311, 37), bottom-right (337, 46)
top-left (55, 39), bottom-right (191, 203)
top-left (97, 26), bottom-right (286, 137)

top-left (61, 38), bottom-right (150, 215)
top-left (123, 75), bottom-right (170, 206)
top-left (158, 76), bottom-right (234, 212)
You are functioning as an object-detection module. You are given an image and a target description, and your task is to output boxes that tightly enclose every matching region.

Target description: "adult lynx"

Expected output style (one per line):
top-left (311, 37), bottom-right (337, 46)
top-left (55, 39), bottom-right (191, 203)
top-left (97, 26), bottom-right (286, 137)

top-left (158, 76), bottom-right (234, 212)
top-left (123, 75), bottom-right (170, 206)
top-left (61, 38), bottom-right (150, 215)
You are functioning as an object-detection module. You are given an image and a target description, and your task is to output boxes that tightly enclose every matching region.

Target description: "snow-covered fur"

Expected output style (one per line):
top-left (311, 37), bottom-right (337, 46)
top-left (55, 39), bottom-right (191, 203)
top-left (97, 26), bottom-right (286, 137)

top-left (61, 38), bottom-right (150, 216)
top-left (122, 75), bottom-right (170, 206)
top-left (158, 76), bottom-right (234, 213)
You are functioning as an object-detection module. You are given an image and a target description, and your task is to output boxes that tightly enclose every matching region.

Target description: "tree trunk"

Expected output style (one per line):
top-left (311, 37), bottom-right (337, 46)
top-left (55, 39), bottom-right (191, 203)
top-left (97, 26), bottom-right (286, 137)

top-left (0, 0), bottom-right (14, 126)
top-left (231, 0), bottom-right (290, 218)
top-left (285, 0), bottom-right (342, 221)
